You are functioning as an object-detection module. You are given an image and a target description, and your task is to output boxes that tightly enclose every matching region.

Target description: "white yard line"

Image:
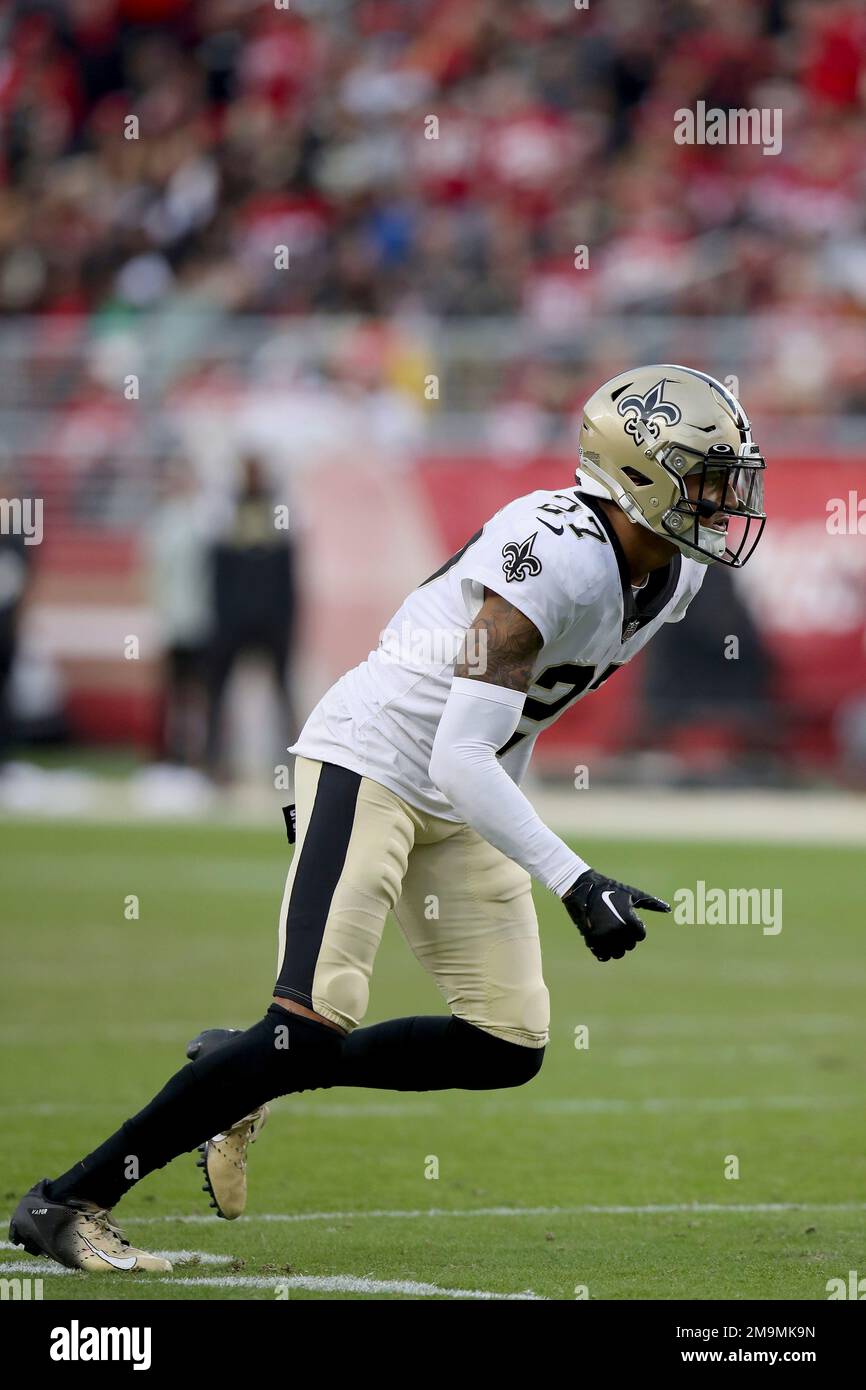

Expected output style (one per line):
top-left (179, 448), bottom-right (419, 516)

top-left (0, 1249), bottom-right (544, 1299)
top-left (6, 1205), bottom-right (859, 1301)
top-left (124, 1201), bottom-right (866, 1226)
top-left (154, 1273), bottom-right (545, 1298)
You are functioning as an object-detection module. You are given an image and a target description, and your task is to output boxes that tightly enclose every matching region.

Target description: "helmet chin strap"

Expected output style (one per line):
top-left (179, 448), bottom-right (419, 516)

top-left (667, 522), bottom-right (726, 565)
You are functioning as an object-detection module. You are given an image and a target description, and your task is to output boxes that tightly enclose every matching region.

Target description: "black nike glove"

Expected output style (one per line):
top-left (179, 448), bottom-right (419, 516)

top-left (562, 869), bottom-right (671, 962)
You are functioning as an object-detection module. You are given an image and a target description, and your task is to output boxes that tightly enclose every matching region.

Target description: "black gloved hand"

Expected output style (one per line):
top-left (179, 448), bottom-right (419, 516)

top-left (562, 869), bottom-right (670, 962)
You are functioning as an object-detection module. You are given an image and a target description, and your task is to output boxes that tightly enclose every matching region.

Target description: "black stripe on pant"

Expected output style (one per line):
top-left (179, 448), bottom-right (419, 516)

top-left (273, 762), bottom-right (362, 1009)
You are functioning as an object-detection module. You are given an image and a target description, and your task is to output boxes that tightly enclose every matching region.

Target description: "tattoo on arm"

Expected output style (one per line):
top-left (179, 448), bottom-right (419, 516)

top-left (454, 588), bottom-right (542, 692)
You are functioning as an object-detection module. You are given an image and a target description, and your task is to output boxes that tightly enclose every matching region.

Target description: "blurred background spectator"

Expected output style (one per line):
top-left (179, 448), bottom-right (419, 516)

top-left (145, 453), bottom-right (213, 767)
top-left (206, 453), bottom-right (297, 780)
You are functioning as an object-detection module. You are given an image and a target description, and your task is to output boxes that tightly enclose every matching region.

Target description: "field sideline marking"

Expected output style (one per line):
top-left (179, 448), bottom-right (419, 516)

top-left (155, 1273), bottom-right (545, 1298)
top-left (4, 787), bottom-right (865, 844)
top-left (0, 1251), bottom-right (544, 1300)
top-left (124, 1201), bottom-right (866, 1226)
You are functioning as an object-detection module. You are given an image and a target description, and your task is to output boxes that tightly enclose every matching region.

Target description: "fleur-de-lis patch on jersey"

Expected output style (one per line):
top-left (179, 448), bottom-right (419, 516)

top-left (501, 532), bottom-right (542, 583)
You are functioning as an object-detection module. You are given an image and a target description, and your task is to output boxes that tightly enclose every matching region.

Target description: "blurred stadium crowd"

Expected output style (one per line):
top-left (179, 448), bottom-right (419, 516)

top-left (1, 0), bottom-right (865, 412)
top-left (0, 0), bottom-right (865, 793)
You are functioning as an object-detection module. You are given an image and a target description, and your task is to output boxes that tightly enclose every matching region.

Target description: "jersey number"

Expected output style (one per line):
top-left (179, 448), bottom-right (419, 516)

top-left (498, 661), bottom-right (621, 755)
top-left (536, 493), bottom-right (607, 541)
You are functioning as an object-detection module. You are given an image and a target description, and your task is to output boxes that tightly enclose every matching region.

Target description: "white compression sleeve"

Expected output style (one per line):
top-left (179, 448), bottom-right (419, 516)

top-left (429, 676), bottom-right (590, 895)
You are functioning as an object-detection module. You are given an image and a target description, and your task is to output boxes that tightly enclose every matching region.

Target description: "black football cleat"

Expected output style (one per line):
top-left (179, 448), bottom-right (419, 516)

top-left (9, 1179), bottom-right (171, 1272)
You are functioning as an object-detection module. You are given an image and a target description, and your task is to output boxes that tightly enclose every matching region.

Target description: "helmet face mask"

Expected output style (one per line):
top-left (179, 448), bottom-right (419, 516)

top-left (577, 365), bottom-right (767, 569)
top-left (654, 439), bottom-right (766, 567)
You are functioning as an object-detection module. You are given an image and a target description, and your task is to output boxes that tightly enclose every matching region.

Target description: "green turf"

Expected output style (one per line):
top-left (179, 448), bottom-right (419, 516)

top-left (1, 818), bottom-right (863, 1300)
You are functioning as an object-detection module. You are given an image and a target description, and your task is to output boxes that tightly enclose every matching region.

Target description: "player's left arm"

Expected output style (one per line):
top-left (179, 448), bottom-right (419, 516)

top-left (429, 588), bottom-right (670, 961)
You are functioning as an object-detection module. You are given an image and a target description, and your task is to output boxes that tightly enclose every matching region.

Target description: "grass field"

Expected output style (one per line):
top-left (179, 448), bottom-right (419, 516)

top-left (1, 817), bottom-right (864, 1301)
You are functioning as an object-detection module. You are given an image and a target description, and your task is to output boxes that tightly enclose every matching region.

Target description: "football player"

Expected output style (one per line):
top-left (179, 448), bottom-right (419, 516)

top-left (10, 366), bottom-right (766, 1270)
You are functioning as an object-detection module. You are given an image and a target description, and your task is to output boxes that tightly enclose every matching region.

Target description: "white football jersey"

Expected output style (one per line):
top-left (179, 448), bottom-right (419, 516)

top-left (291, 487), bottom-right (705, 818)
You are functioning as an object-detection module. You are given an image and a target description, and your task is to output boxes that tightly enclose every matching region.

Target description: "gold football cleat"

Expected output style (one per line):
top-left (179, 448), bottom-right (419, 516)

top-left (196, 1106), bottom-right (269, 1220)
top-left (186, 1027), bottom-right (269, 1220)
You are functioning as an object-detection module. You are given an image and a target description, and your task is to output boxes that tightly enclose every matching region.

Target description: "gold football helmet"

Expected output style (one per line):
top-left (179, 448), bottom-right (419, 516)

top-left (577, 365), bottom-right (766, 566)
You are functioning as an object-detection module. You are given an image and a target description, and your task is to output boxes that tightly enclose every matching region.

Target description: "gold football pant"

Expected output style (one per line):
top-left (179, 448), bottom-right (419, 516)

top-left (274, 757), bottom-right (549, 1048)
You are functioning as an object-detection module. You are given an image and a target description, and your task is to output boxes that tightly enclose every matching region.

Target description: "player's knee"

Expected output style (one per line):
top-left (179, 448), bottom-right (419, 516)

top-left (518, 981), bottom-right (550, 1044)
top-left (312, 967), bottom-right (368, 1033)
top-left (479, 1030), bottom-right (545, 1088)
top-left (452, 1016), bottom-right (545, 1089)
top-left (500, 1036), bottom-right (545, 1086)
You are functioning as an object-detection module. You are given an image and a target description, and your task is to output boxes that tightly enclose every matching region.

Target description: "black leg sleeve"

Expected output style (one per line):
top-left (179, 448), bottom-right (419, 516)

top-left (335, 1015), bottom-right (544, 1091)
top-left (48, 1008), bottom-right (341, 1210)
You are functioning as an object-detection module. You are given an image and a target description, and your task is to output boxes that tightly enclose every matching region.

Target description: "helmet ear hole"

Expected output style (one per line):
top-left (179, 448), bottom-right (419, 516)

top-left (623, 467), bottom-right (653, 487)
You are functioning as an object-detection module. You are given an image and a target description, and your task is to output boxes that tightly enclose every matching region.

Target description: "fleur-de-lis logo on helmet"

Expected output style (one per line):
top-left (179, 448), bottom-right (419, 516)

top-left (616, 378), bottom-right (682, 444)
top-left (501, 532), bottom-right (543, 583)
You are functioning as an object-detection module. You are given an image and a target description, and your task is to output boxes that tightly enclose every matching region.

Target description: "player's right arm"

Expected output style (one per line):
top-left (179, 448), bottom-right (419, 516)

top-left (429, 588), bottom-right (670, 961)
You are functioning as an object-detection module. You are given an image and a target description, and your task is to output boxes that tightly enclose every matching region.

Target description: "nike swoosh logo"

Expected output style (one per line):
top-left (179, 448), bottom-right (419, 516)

top-left (80, 1233), bottom-right (137, 1270)
top-left (601, 890), bottom-right (626, 925)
